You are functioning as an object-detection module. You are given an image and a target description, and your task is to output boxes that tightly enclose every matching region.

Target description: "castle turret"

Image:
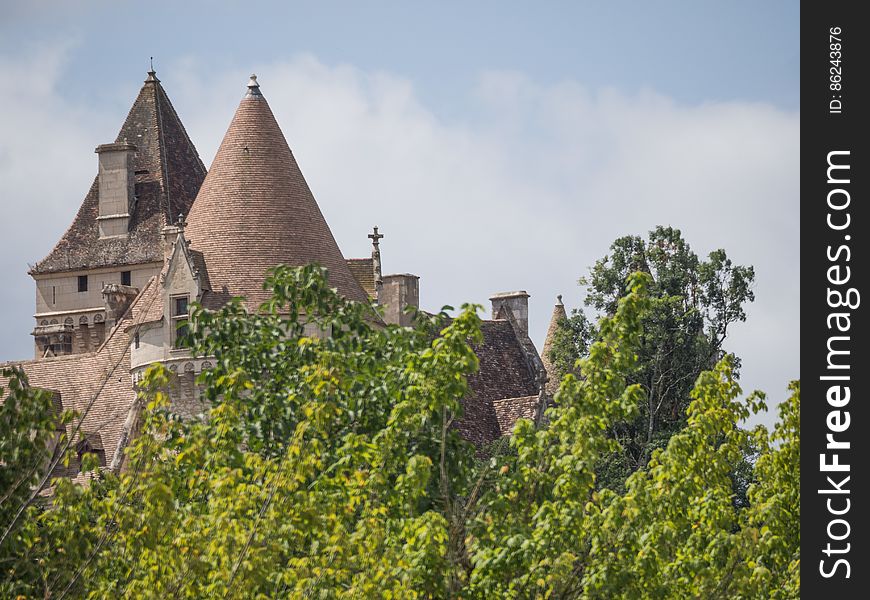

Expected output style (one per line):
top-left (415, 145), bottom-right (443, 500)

top-left (541, 295), bottom-right (569, 396)
top-left (28, 69), bottom-right (206, 357)
top-left (183, 75), bottom-right (369, 310)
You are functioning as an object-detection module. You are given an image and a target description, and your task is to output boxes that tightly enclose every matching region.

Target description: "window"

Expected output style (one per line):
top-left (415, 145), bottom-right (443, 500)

top-left (121, 270), bottom-right (131, 286)
top-left (134, 332), bottom-right (140, 349)
top-left (52, 285), bottom-right (56, 305)
top-left (61, 334), bottom-right (72, 355)
top-left (75, 434), bottom-right (106, 469)
top-left (78, 275), bottom-right (88, 293)
top-left (171, 294), bottom-right (190, 348)
top-left (44, 334), bottom-right (72, 356)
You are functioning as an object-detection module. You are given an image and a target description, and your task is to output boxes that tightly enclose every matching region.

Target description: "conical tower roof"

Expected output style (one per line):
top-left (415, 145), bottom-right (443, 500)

top-left (541, 295), bottom-right (569, 395)
top-left (185, 75), bottom-right (369, 309)
top-left (32, 70), bottom-right (206, 275)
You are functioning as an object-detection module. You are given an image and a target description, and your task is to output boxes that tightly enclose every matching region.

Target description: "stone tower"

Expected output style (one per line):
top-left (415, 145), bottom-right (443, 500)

top-left (28, 70), bottom-right (206, 358)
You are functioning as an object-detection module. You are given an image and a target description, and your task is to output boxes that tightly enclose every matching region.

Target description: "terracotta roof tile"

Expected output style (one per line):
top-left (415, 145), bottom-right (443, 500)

top-left (31, 73), bottom-right (206, 275)
top-left (2, 311), bottom-right (136, 480)
top-left (346, 258), bottom-right (376, 299)
top-left (188, 248), bottom-right (211, 291)
top-left (185, 80), bottom-right (369, 310)
top-left (126, 276), bottom-right (163, 330)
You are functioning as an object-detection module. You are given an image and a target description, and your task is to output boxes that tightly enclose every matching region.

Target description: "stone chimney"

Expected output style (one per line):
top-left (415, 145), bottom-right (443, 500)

top-left (380, 274), bottom-right (420, 327)
top-left (491, 290), bottom-right (548, 413)
top-left (490, 291), bottom-right (530, 336)
top-left (95, 142), bottom-right (137, 238)
top-left (102, 283), bottom-right (139, 329)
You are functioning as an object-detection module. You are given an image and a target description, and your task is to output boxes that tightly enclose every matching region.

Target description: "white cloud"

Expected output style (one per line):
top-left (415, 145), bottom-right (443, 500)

top-left (0, 48), bottom-right (799, 426)
top-left (0, 43), bottom-right (113, 359)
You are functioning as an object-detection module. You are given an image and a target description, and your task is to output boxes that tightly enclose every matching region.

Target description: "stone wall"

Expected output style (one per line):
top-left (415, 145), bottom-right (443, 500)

top-left (32, 263), bottom-right (161, 357)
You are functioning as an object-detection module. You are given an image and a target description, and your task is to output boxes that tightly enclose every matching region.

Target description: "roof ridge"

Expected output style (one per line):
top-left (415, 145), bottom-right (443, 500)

top-left (123, 275), bottom-right (157, 317)
top-left (148, 79), bottom-right (207, 225)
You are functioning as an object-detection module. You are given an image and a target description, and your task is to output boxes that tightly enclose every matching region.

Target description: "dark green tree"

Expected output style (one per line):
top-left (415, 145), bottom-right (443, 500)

top-left (549, 226), bottom-right (755, 489)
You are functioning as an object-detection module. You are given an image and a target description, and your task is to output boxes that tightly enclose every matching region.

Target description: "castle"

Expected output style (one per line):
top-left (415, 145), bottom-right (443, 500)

top-left (5, 71), bottom-right (565, 479)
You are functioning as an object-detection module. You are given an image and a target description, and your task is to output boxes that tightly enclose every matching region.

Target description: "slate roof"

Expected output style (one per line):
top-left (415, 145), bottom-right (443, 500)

top-left (458, 320), bottom-right (540, 447)
top-left (541, 298), bottom-right (569, 395)
top-left (346, 258), bottom-right (376, 299)
top-left (184, 77), bottom-right (369, 310)
top-left (31, 71), bottom-right (206, 275)
top-left (492, 395), bottom-right (540, 436)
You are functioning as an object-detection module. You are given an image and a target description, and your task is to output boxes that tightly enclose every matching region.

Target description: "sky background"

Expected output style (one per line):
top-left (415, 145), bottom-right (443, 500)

top-left (0, 1), bottom-right (799, 427)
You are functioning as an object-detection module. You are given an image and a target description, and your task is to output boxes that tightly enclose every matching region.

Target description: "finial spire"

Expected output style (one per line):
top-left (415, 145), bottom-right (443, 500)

top-left (368, 226), bottom-right (384, 295)
top-left (177, 212), bottom-right (186, 228)
top-left (557, 294), bottom-right (563, 305)
top-left (146, 57), bottom-right (159, 82)
top-left (245, 74), bottom-right (262, 98)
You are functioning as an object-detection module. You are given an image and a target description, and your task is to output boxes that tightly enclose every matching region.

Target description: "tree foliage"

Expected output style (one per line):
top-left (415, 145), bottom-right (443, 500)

top-left (549, 226), bottom-right (756, 489)
top-left (0, 264), bottom-right (796, 598)
top-left (1, 368), bottom-right (57, 535)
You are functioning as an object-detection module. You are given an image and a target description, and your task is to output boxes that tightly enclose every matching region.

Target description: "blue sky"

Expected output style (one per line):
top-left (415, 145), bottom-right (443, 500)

top-left (0, 1), bottom-right (799, 426)
top-left (3, 1), bottom-right (799, 111)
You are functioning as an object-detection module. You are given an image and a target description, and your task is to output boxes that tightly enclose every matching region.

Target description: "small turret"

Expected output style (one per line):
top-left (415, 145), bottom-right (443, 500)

top-left (541, 295), bottom-right (569, 396)
top-left (183, 74), bottom-right (369, 310)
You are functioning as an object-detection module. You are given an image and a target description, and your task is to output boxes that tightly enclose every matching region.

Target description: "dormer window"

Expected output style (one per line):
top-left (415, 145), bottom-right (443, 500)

top-left (75, 433), bottom-right (106, 469)
top-left (171, 294), bottom-right (190, 348)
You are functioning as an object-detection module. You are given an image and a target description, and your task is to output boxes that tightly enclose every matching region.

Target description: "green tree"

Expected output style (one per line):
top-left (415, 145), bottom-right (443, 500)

top-left (0, 368), bottom-right (91, 597)
top-left (549, 226), bottom-right (755, 489)
top-left (2, 265), bottom-right (483, 598)
top-left (1, 264), bottom-right (796, 599)
top-left (0, 367), bottom-right (57, 542)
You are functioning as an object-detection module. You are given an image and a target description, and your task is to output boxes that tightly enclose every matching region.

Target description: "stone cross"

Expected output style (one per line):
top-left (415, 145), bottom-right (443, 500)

top-left (368, 226), bottom-right (383, 246)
